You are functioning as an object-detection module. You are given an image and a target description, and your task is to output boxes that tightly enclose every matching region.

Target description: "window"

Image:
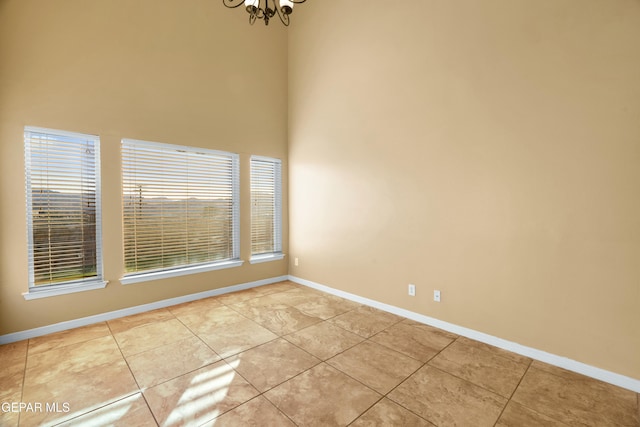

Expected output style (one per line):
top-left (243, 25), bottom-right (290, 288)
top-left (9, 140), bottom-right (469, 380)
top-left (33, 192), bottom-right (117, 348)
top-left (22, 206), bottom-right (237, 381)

top-left (121, 139), bottom-right (241, 283)
top-left (250, 156), bottom-right (283, 263)
top-left (24, 127), bottom-right (105, 299)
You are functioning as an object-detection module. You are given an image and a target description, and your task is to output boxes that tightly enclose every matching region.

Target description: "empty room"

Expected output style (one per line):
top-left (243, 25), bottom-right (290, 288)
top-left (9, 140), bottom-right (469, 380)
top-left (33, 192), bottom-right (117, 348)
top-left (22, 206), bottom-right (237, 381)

top-left (0, 0), bottom-right (639, 426)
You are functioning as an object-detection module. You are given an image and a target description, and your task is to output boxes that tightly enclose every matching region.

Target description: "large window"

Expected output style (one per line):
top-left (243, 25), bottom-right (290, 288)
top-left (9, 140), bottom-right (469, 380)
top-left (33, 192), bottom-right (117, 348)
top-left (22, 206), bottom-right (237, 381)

top-left (24, 127), bottom-right (104, 297)
top-left (250, 156), bottom-right (283, 263)
top-left (121, 139), bottom-right (240, 283)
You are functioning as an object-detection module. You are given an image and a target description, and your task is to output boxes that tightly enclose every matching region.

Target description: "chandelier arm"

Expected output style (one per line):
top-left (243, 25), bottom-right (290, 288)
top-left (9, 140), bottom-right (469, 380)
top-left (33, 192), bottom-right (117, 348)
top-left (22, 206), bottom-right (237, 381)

top-left (275, 5), bottom-right (291, 26)
top-left (222, 0), bottom-right (245, 9)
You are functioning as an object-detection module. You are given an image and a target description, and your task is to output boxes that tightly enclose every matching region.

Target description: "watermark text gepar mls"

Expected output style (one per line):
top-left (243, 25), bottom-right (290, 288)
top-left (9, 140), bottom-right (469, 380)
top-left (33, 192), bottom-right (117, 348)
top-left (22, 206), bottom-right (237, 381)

top-left (1, 402), bottom-right (70, 413)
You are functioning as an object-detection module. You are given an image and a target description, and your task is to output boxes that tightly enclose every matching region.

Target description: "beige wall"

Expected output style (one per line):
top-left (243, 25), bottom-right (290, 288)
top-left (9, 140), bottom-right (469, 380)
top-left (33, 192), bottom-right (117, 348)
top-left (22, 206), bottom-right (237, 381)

top-left (0, 0), bottom-right (289, 334)
top-left (288, 0), bottom-right (640, 379)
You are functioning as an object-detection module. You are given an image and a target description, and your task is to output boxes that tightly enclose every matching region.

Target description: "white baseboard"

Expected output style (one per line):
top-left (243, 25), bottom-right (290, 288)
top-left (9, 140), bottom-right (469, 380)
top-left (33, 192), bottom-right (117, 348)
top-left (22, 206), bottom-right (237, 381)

top-left (3, 273), bottom-right (637, 393)
top-left (0, 275), bottom-right (288, 345)
top-left (288, 275), bottom-right (640, 394)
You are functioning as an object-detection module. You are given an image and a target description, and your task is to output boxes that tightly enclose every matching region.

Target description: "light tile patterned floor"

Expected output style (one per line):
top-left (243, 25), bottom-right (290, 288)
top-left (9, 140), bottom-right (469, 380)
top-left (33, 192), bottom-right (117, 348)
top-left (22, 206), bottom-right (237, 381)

top-left (0, 281), bottom-right (638, 426)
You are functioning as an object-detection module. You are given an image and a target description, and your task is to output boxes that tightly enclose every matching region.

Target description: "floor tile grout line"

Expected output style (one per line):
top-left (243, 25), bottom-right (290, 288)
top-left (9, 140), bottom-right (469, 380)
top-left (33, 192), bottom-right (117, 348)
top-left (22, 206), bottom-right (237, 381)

top-left (172, 309), bottom-right (228, 360)
top-left (365, 323), bottom-right (438, 365)
top-left (272, 296), bottom-right (405, 363)
top-left (256, 360), bottom-right (373, 426)
top-left (139, 392), bottom-right (161, 427)
top-left (455, 336), bottom-right (533, 367)
top-left (107, 309), bottom-right (177, 336)
top-left (345, 394), bottom-right (387, 427)
top-left (249, 357), bottom-right (325, 395)
top-left (221, 333), bottom-right (320, 373)
top-left (379, 376), bottom-right (431, 424)
top-left (529, 360), bottom-right (636, 389)
top-left (126, 342), bottom-right (233, 391)
top-left (109, 317), bottom-right (195, 359)
top-left (503, 363), bottom-right (630, 427)
top-left (491, 358), bottom-right (534, 427)
top-left (20, 333), bottom-right (117, 425)
top-left (262, 395), bottom-right (300, 427)
top-left (321, 310), bottom-right (403, 341)
top-left (221, 289), bottom-right (348, 337)
top-left (278, 319), bottom-right (362, 362)
top-left (169, 292), bottom-right (325, 387)
top-left (108, 321), bottom-right (146, 393)
top-left (214, 345), bottom-right (328, 426)
top-left (215, 286), bottom-right (284, 307)
top-left (284, 332), bottom-right (362, 363)
top-left (193, 394), bottom-right (262, 427)
top-left (18, 324), bottom-right (144, 426)
top-left (192, 387), bottom-right (260, 427)
top-left (494, 363), bottom-right (576, 427)
top-left (24, 327), bottom-right (115, 361)
top-left (181, 301), bottom-right (285, 356)
top-left (379, 338), bottom-right (460, 426)
top-left (17, 340), bottom-right (30, 427)
top-left (128, 352), bottom-right (257, 426)
top-left (255, 333), bottom-right (322, 364)
top-left (266, 316), bottom-right (396, 420)
top-left (223, 295), bottom-right (298, 334)
top-left (107, 316), bottom-right (186, 426)
top-left (378, 357), bottom-right (434, 425)
top-left (47, 392), bottom-right (149, 427)
top-left (423, 363), bottom-right (514, 405)
top-left (258, 389), bottom-right (301, 426)
top-left (220, 284), bottom-right (362, 320)
top-left (422, 336), bottom-right (532, 401)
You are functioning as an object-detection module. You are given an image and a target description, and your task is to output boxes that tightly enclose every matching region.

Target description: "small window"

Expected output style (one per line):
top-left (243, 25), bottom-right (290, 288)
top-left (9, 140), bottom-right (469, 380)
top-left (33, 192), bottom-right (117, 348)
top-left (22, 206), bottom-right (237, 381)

top-left (121, 139), bottom-right (241, 282)
top-left (24, 127), bottom-right (104, 295)
top-left (250, 156), bottom-right (283, 263)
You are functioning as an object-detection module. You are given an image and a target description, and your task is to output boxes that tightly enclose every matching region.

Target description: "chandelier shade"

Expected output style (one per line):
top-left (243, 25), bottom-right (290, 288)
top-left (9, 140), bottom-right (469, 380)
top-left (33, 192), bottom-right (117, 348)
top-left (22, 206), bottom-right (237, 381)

top-left (223, 0), bottom-right (307, 26)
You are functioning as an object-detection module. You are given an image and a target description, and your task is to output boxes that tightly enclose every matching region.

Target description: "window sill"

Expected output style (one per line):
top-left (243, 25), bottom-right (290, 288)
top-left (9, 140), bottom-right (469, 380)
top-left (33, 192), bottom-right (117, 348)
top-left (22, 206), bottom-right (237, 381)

top-left (250, 253), bottom-right (285, 264)
top-left (121, 259), bottom-right (244, 285)
top-left (23, 280), bottom-right (108, 300)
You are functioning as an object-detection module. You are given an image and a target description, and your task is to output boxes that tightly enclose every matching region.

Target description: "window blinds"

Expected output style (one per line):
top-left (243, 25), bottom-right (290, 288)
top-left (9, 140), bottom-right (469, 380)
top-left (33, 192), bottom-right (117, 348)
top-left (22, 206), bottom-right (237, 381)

top-left (250, 156), bottom-right (282, 256)
top-left (24, 127), bottom-right (102, 288)
top-left (122, 140), bottom-right (239, 275)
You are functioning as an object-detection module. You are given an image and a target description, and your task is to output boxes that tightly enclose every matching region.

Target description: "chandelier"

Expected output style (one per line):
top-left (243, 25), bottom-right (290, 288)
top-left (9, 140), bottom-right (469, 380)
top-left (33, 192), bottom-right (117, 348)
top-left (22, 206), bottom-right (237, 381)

top-left (223, 0), bottom-right (307, 26)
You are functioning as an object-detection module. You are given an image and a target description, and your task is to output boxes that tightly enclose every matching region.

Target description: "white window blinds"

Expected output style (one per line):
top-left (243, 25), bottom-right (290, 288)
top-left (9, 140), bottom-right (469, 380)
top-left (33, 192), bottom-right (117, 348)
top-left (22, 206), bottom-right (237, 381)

top-left (250, 156), bottom-right (282, 256)
top-left (122, 140), bottom-right (239, 276)
top-left (24, 127), bottom-right (102, 288)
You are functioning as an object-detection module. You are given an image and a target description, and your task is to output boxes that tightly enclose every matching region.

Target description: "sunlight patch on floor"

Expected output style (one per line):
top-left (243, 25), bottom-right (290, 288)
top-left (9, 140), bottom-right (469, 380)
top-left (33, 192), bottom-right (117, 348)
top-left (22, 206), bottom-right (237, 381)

top-left (163, 360), bottom-right (239, 427)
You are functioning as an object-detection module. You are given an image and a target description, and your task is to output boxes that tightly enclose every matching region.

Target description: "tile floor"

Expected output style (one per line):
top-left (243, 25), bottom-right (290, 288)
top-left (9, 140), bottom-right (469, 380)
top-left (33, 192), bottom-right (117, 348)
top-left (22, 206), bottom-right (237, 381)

top-left (1, 281), bottom-right (638, 426)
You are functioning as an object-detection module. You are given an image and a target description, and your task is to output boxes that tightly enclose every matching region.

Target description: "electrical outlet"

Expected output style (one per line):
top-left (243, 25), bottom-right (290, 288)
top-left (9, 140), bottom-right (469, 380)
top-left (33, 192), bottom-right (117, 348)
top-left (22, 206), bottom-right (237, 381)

top-left (408, 284), bottom-right (416, 296)
top-left (294, 257), bottom-right (299, 266)
top-left (434, 290), bottom-right (441, 302)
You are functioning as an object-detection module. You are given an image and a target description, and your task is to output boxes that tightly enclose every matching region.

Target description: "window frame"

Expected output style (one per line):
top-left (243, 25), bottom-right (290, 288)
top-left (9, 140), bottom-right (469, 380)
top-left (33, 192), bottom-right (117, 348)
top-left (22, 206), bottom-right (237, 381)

top-left (23, 126), bottom-right (106, 300)
top-left (120, 139), bottom-right (242, 285)
top-left (249, 155), bottom-right (284, 264)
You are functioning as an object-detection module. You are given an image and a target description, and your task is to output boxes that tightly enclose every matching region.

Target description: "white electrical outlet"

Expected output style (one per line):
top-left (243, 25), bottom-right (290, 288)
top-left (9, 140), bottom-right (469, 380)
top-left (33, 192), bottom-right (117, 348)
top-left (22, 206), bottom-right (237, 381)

top-left (294, 257), bottom-right (299, 266)
top-left (408, 284), bottom-right (416, 296)
top-left (434, 290), bottom-right (441, 302)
